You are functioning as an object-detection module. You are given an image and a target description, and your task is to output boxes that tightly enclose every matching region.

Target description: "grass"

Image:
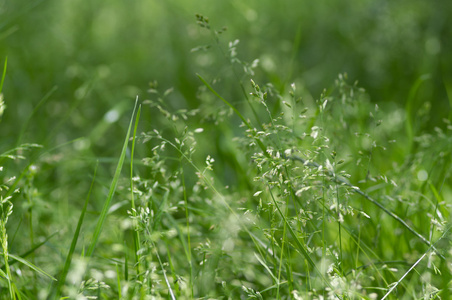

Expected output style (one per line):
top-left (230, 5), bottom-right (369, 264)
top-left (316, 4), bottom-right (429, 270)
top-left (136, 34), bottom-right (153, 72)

top-left (0, 2), bottom-right (452, 299)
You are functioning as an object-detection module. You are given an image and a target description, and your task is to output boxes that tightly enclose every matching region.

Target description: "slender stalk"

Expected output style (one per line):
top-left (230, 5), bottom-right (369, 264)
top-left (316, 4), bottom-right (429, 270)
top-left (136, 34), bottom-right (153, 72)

top-left (87, 99), bottom-right (139, 258)
top-left (51, 163), bottom-right (98, 299)
top-left (180, 164), bottom-right (194, 298)
top-left (129, 103), bottom-right (143, 281)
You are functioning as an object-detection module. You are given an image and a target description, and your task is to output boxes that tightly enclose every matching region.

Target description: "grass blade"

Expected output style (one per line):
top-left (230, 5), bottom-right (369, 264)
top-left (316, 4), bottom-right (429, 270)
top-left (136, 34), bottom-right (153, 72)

top-left (87, 99), bottom-right (139, 257)
top-left (0, 267), bottom-right (7, 279)
top-left (3, 231), bottom-right (58, 268)
top-left (196, 73), bottom-right (250, 128)
top-left (51, 162), bottom-right (98, 298)
top-left (16, 86), bottom-right (57, 146)
top-left (129, 103), bottom-right (143, 282)
top-left (254, 252), bottom-right (278, 282)
top-left (6, 253), bottom-right (56, 281)
top-left (0, 57), bottom-right (6, 94)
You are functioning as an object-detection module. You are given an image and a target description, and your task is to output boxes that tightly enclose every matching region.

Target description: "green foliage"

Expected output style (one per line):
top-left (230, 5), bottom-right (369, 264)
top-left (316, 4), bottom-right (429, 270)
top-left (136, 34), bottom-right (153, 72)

top-left (0, 2), bottom-right (451, 299)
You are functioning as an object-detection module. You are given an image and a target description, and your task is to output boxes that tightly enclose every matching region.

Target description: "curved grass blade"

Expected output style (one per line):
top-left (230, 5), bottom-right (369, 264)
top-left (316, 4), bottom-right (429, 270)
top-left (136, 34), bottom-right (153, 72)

top-left (87, 99), bottom-right (139, 257)
top-left (51, 162), bottom-right (98, 298)
top-left (129, 103), bottom-right (143, 282)
top-left (5, 253), bottom-right (56, 281)
top-left (16, 86), bottom-right (58, 146)
top-left (1, 231), bottom-right (58, 268)
top-left (197, 73), bottom-right (250, 128)
top-left (0, 57), bottom-right (6, 94)
top-left (0, 267), bottom-right (7, 279)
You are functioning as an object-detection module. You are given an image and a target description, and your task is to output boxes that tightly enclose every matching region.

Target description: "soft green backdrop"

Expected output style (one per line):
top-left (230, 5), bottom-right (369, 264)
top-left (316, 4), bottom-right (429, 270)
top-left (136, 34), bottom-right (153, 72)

top-left (1, 0), bottom-right (451, 148)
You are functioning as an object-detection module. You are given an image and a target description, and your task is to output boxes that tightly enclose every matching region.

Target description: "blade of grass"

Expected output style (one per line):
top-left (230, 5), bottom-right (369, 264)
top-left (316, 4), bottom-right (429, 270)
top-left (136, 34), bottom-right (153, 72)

top-left (116, 263), bottom-right (122, 299)
top-left (276, 180), bottom-right (290, 299)
top-left (0, 57), bottom-right (6, 94)
top-left (3, 253), bottom-right (56, 281)
top-left (87, 99), bottom-right (139, 258)
top-left (254, 252), bottom-right (278, 283)
top-left (180, 163), bottom-right (194, 298)
top-left (197, 73), bottom-right (250, 127)
top-left (2, 231), bottom-right (58, 268)
top-left (0, 267), bottom-right (7, 279)
top-left (129, 103), bottom-right (143, 282)
top-left (51, 162), bottom-right (98, 298)
top-left (16, 86), bottom-right (58, 146)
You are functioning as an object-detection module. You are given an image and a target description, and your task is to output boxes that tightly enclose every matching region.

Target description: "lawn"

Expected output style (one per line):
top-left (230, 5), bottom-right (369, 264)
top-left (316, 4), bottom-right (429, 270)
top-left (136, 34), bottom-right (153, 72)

top-left (0, 1), bottom-right (451, 299)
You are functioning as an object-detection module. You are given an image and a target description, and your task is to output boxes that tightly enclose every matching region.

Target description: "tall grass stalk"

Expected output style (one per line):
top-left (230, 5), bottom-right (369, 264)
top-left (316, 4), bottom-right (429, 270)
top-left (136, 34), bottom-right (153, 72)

top-left (179, 163), bottom-right (194, 298)
top-left (0, 57), bottom-right (6, 94)
top-left (50, 162), bottom-right (98, 298)
top-left (129, 100), bottom-right (143, 284)
top-left (87, 99), bottom-right (139, 258)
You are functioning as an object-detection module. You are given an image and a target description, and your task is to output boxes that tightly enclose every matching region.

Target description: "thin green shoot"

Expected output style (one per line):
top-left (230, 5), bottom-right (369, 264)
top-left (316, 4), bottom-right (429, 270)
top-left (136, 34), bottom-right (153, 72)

top-left (51, 162), bottom-right (98, 298)
top-left (6, 253), bottom-right (56, 281)
top-left (0, 57), bottom-right (6, 94)
top-left (180, 164), bottom-right (194, 298)
top-left (197, 73), bottom-right (251, 128)
top-left (87, 99), bottom-right (139, 258)
top-left (116, 263), bottom-right (122, 299)
top-left (0, 231), bottom-right (57, 268)
top-left (129, 102), bottom-right (143, 281)
top-left (16, 86), bottom-right (58, 147)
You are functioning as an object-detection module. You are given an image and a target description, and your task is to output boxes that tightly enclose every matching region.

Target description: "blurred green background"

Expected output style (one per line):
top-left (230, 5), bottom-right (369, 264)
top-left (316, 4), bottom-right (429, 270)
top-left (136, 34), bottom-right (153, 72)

top-left (0, 0), bottom-right (450, 213)
top-left (1, 0), bottom-right (451, 149)
top-left (2, 0), bottom-right (451, 233)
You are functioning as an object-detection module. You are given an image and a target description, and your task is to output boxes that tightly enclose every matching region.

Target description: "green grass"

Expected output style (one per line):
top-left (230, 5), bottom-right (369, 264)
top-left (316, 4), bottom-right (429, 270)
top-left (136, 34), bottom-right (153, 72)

top-left (0, 1), bottom-right (452, 299)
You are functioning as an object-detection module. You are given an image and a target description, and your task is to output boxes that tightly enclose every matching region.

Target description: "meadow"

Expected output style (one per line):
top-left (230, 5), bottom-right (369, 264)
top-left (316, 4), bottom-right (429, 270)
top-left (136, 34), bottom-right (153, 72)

top-left (0, 0), bottom-right (451, 299)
